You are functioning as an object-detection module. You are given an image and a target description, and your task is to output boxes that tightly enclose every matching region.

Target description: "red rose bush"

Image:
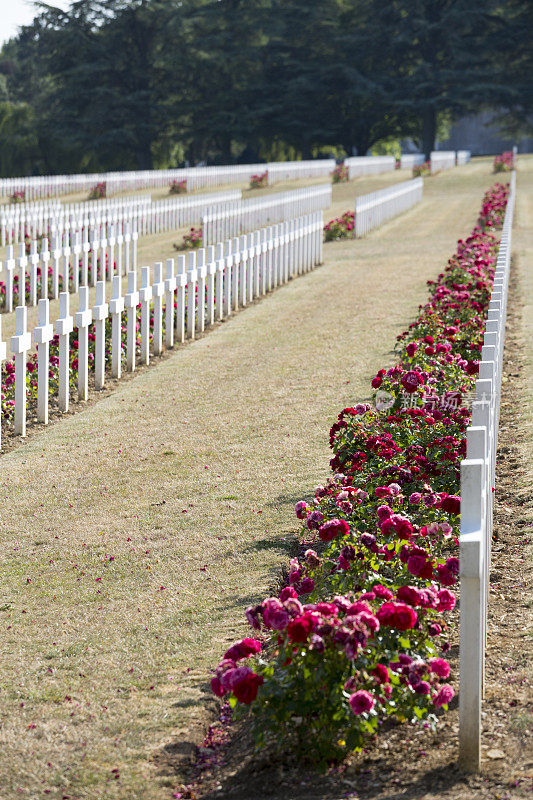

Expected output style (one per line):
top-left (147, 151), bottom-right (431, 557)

top-left (210, 183), bottom-right (509, 762)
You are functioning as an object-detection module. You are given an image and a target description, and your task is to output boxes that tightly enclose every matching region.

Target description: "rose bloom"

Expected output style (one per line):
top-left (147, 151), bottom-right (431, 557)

top-left (433, 684), bottom-right (454, 708)
top-left (262, 598), bottom-right (290, 630)
top-left (437, 589), bottom-right (456, 611)
top-left (429, 658), bottom-right (451, 679)
top-left (318, 518), bottom-right (350, 542)
top-left (439, 494), bottom-right (460, 515)
top-left (232, 672), bottom-right (264, 704)
top-left (295, 501), bottom-right (309, 519)
top-left (286, 614), bottom-right (315, 643)
top-left (349, 690), bottom-right (375, 715)
top-left (280, 586), bottom-right (298, 602)
top-left (372, 664), bottom-right (390, 684)
top-left (396, 585), bottom-right (422, 606)
top-left (224, 638), bottom-right (262, 661)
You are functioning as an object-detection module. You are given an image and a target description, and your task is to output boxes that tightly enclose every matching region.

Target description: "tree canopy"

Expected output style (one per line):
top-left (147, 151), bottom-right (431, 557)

top-left (0, 0), bottom-right (530, 175)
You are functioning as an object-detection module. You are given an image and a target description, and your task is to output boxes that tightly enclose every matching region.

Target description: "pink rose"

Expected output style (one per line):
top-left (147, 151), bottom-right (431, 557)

top-left (433, 684), bottom-right (454, 708)
top-left (262, 598), bottom-right (290, 630)
top-left (349, 690), bottom-right (375, 715)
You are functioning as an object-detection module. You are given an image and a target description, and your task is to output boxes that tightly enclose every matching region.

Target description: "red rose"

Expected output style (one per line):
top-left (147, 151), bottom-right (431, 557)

top-left (401, 371), bottom-right (420, 394)
top-left (466, 360), bottom-right (479, 375)
top-left (396, 585), bottom-right (422, 606)
top-left (232, 672), bottom-right (264, 704)
top-left (392, 603), bottom-right (418, 631)
top-left (439, 494), bottom-right (460, 515)
top-left (372, 664), bottom-right (390, 684)
top-left (286, 614), bottom-right (315, 643)
top-left (318, 518), bottom-right (350, 542)
top-left (376, 602), bottom-right (396, 626)
top-left (224, 638), bottom-right (262, 662)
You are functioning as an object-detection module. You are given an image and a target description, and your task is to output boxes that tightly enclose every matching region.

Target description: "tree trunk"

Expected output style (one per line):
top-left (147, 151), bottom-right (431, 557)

top-left (422, 107), bottom-right (436, 160)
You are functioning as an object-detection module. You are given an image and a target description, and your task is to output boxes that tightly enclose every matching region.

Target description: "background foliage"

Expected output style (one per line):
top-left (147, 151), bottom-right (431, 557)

top-left (0, 0), bottom-right (531, 176)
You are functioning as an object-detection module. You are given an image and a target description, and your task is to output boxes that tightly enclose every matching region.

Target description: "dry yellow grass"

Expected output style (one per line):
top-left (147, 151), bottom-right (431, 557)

top-left (0, 157), bottom-right (522, 799)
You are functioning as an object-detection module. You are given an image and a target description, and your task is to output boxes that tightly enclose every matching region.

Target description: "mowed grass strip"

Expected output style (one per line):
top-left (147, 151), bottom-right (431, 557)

top-left (0, 158), bottom-right (505, 799)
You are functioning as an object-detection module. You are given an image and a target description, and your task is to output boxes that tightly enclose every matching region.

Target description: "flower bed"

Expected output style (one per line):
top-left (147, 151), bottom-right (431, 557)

top-left (9, 190), bottom-right (25, 204)
top-left (250, 172), bottom-right (268, 189)
top-left (170, 179), bottom-right (187, 194)
top-left (413, 161), bottom-right (430, 178)
top-left (324, 211), bottom-right (355, 242)
top-left (493, 151), bottom-right (514, 173)
top-left (88, 182), bottom-right (106, 200)
top-left (181, 226), bottom-right (202, 249)
top-left (210, 182), bottom-right (509, 763)
top-left (332, 165), bottom-right (349, 183)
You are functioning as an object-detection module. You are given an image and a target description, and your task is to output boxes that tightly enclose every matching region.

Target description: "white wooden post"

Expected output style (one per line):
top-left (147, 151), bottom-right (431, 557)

top-left (99, 231), bottom-right (107, 282)
top-left (459, 458), bottom-right (485, 773)
top-left (175, 256), bottom-right (186, 344)
top-left (132, 224), bottom-right (138, 270)
top-left (239, 235), bottom-right (248, 307)
top-left (92, 281), bottom-right (109, 390)
top-left (62, 232), bottom-right (71, 293)
top-left (51, 235), bottom-right (61, 299)
top-left (108, 225), bottom-right (116, 281)
top-left (164, 259), bottom-right (176, 349)
top-left (11, 306), bottom-right (31, 436)
top-left (40, 238), bottom-right (50, 299)
top-left (75, 287), bottom-right (92, 400)
top-left (29, 240), bottom-right (39, 306)
top-left (125, 271), bottom-right (139, 372)
top-left (232, 238), bottom-right (240, 311)
top-left (196, 249), bottom-right (206, 333)
top-left (0, 318), bottom-right (6, 447)
top-left (153, 262), bottom-right (164, 355)
top-left (55, 292), bottom-right (74, 412)
top-left (4, 245), bottom-right (15, 312)
top-left (81, 228), bottom-right (91, 286)
top-left (116, 223), bottom-right (124, 276)
top-left (206, 245), bottom-right (216, 326)
top-left (110, 275), bottom-right (124, 379)
top-left (90, 227), bottom-right (99, 286)
top-left (215, 243), bottom-right (224, 321)
top-left (223, 240), bottom-right (232, 318)
top-left (139, 266), bottom-right (152, 364)
top-left (16, 243), bottom-right (28, 306)
top-left (72, 231), bottom-right (82, 293)
top-left (187, 253), bottom-right (197, 340)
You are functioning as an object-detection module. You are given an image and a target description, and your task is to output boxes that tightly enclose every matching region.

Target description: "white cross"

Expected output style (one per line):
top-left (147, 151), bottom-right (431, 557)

top-left (124, 270), bottom-right (139, 372)
top-left (139, 266), bottom-right (153, 364)
top-left (75, 286), bottom-right (93, 401)
top-left (11, 306), bottom-right (32, 436)
top-left (55, 292), bottom-right (74, 412)
top-left (109, 275), bottom-right (124, 379)
top-left (92, 281), bottom-right (109, 390)
top-left (34, 298), bottom-right (54, 423)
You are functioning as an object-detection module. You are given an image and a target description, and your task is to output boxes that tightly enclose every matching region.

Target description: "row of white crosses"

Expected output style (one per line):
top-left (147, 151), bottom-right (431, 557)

top-left (0, 222), bottom-right (139, 311)
top-left (354, 178), bottom-right (424, 237)
top-left (1, 194), bottom-right (150, 246)
top-left (430, 151), bottom-right (456, 174)
top-left (202, 184), bottom-right (332, 245)
top-left (344, 156), bottom-right (396, 179)
top-left (0, 159), bottom-right (337, 201)
top-left (1, 190), bottom-right (241, 246)
top-left (456, 150), bottom-right (471, 166)
top-left (399, 154), bottom-right (426, 169)
top-left (0, 213), bottom-right (323, 443)
top-left (458, 170), bottom-right (516, 773)
top-left (266, 159), bottom-right (335, 184)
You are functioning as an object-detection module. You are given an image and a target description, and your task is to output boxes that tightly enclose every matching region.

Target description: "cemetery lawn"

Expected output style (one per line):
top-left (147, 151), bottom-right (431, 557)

top-left (0, 158), bottom-right (528, 800)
